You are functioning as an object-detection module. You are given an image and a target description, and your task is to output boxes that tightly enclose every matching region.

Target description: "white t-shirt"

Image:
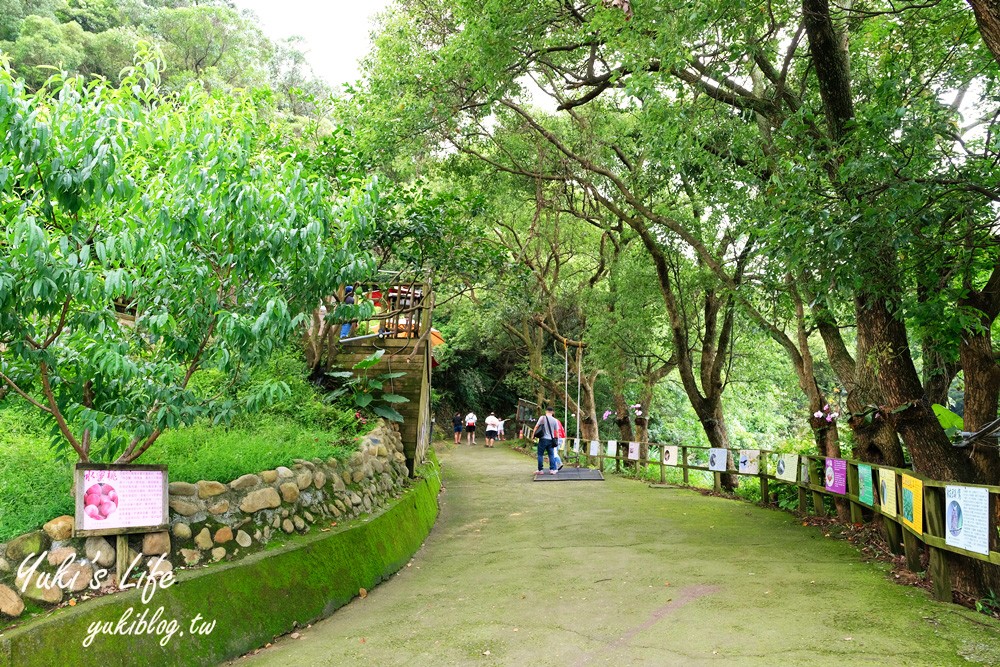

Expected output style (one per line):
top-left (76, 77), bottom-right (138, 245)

top-left (465, 413), bottom-right (477, 426)
top-left (485, 415), bottom-right (500, 430)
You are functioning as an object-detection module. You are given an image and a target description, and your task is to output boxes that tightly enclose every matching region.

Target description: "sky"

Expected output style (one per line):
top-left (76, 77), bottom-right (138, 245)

top-left (234, 0), bottom-right (392, 89)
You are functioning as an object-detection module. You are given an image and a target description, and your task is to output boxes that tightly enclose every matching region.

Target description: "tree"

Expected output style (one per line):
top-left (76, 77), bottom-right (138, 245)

top-left (0, 58), bottom-right (376, 463)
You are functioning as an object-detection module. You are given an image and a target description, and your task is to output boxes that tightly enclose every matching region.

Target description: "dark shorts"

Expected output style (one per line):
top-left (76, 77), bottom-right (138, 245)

top-left (466, 424), bottom-right (476, 432)
top-left (454, 425), bottom-right (462, 433)
top-left (485, 430), bottom-right (498, 439)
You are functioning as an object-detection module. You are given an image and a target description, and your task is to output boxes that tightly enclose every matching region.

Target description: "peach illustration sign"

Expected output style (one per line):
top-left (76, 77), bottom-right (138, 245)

top-left (75, 464), bottom-right (169, 536)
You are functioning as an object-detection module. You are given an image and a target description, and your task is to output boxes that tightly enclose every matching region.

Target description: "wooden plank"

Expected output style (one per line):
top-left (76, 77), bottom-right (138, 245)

top-left (682, 446), bottom-right (689, 484)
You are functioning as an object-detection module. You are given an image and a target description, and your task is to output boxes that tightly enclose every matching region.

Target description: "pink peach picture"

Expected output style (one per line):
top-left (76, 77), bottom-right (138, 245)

top-left (84, 483), bottom-right (119, 521)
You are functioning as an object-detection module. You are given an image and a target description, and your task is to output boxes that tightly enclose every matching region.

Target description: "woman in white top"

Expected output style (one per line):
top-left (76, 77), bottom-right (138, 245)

top-left (464, 411), bottom-right (478, 445)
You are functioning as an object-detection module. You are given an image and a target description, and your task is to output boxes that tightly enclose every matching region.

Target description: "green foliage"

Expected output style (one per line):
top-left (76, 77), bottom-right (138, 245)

top-left (932, 404), bottom-right (964, 437)
top-left (0, 58), bottom-right (377, 462)
top-left (0, 349), bottom-right (368, 541)
top-left (326, 349), bottom-right (409, 422)
top-left (976, 590), bottom-right (1000, 617)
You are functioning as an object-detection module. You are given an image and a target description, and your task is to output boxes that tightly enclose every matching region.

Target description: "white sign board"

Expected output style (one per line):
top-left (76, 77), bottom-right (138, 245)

top-left (775, 454), bottom-right (799, 482)
top-left (738, 450), bottom-right (760, 475)
top-left (945, 485), bottom-right (990, 556)
top-left (662, 446), bottom-right (679, 466)
top-left (627, 442), bottom-right (640, 461)
top-left (708, 448), bottom-right (728, 472)
top-left (75, 464), bottom-right (168, 537)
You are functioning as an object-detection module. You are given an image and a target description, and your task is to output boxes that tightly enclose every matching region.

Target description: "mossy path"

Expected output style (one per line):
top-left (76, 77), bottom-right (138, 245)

top-left (233, 442), bottom-right (1000, 666)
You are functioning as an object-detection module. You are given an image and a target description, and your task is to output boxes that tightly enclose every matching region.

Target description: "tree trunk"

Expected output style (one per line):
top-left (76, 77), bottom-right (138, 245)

top-left (967, 0), bottom-right (1000, 66)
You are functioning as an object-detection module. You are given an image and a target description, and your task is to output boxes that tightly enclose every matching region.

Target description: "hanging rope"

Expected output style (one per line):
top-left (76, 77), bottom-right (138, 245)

top-left (576, 344), bottom-right (582, 441)
top-left (564, 340), bottom-right (569, 432)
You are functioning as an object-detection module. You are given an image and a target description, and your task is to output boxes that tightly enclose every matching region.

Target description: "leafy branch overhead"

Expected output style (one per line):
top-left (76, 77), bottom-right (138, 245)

top-left (0, 55), bottom-right (377, 463)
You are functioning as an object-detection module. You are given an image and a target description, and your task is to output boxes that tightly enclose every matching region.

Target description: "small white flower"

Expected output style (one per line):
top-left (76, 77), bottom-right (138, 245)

top-left (814, 411), bottom-right (824, 419)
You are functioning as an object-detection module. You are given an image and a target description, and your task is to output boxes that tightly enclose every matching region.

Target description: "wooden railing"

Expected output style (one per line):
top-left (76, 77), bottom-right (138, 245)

top-left (554, 438), bottom-right (999, 602)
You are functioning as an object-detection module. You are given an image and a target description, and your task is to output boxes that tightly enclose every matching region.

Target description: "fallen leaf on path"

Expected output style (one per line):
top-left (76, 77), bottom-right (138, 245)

top-left (664, 582), bottom-right (670, 587)
top-left (359, 588), bottom-right (368, 598)
top-left (844, 637), bottom-right (853, 641)
top-left (291, 632), bottom-right (301, 640)
top-left (483, 650), bottom-right (491, 655)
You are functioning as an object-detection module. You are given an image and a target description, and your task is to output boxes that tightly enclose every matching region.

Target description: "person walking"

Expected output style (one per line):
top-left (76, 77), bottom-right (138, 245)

top-left (452, 412), bottom-right (463, 444)
top-left (339, 286), bottom-right (355, 339)
top-left (484, 412), bottom-right (500, 447)
top-left (497, 416), bottom-right (506, 441)
top-left (464, 411), bottom-right (478, 445)
top-left (533, 406), bottom-right (562, 475)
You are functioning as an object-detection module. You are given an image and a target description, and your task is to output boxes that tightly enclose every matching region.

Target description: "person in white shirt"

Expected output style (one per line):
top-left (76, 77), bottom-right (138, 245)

top-left (484, 412), bottom-right (500, 447)
top-left (464, 411), bottom-right (478, 445)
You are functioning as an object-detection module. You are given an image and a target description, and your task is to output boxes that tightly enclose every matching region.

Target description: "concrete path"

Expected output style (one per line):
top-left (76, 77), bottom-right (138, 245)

top-left (233, 442), bottom-right (1000, 666)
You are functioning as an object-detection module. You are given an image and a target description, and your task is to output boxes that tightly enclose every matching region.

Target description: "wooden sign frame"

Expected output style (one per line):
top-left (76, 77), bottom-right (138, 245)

top-left (73, 463), bottom-right (169, 537)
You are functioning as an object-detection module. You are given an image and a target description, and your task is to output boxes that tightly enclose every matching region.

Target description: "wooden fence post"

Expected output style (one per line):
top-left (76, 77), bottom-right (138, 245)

top-left (759, 454), bottom-right (769, 505)
top-left (846, 462), bottom-right (863, 523)
top-left (924, 486), bottom-right (951, 602)
top-left (682, 446), bottom-right (689, 485)
top-left (807, 459), bottom-right (826, 517)
top-left (658, 445), bottom-right (666, 484)
top-left (882, 516), bottom-right (904, 556)
top-left (714, 471), bottom-right (722, 493)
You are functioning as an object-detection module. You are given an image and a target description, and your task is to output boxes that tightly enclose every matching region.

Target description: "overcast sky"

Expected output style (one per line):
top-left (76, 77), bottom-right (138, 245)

top-left (234, 0), bottom-right (392, 90)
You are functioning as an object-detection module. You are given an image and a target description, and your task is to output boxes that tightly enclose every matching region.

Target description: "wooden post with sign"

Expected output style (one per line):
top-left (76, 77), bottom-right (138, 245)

top-left (74, 463), bottom-right (169, 587)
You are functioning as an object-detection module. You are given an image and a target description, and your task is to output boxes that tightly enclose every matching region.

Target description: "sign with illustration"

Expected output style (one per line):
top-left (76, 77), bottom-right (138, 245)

top-left (606, 440), bottom-right (618, 458)
top-left (75, 464), bottom-right (168, 536)
top-left (589, 440), bottom-right (601, 457)
top-left (557, 437), bottom-right (566, 450)
top-left (857, 464), bottom-right (874, 506)
top-left (573, 439), bottom-right (581, 453)
top-left (708, 448), bottom-right (728, 472)
top-left (945, 485), bottom-right (990, 556)
top-left (738, 450), bottom-right (760, 475)
top-left (901, 474), bottom-right (923, 534)
top-left (878, 468), bottom-right (897, 517)
top-left (824, 458), bottom-right (847, 494)
top-left (775, 454), bottom-right (799, 482)
top-left (627, 442), bottom-right (640, 461)
top-left (662, 446), bottom-right (679, 466)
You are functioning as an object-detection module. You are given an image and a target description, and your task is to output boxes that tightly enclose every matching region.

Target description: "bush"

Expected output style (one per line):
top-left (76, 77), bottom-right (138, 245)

top-left (0, 346), bottom-right (369, 541)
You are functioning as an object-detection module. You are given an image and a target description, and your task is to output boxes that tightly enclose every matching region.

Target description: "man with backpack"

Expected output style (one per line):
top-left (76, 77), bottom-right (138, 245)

top-left (532, 406), bottom-right (564, 475)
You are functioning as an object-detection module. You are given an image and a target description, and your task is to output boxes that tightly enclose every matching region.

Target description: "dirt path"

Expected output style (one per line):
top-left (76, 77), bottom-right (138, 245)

top-left (233, 442), bottom-right (1000, 666)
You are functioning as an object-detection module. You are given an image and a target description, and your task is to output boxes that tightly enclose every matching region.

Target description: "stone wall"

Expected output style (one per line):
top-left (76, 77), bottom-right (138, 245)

top-left (0, 420), bottom-right (408, 623)
top-left (0, 450), bottom-right (441, 667)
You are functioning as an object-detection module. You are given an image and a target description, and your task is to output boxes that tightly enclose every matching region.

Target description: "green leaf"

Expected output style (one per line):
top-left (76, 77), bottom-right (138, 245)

top-left (381, 393), bottom-right (409, 403)
top-left (355, 392), bottom-right (374, 407)
top-left (377, 371), bottom-right (407, 379)
top-left (932, 404), bottom-right (964, 432)
top-left (353, 349), bottom-right (385, 370)
top-left (325, 371), bottom-right (354, 379)
top-left (373, 405), bottom-right (404, 422)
